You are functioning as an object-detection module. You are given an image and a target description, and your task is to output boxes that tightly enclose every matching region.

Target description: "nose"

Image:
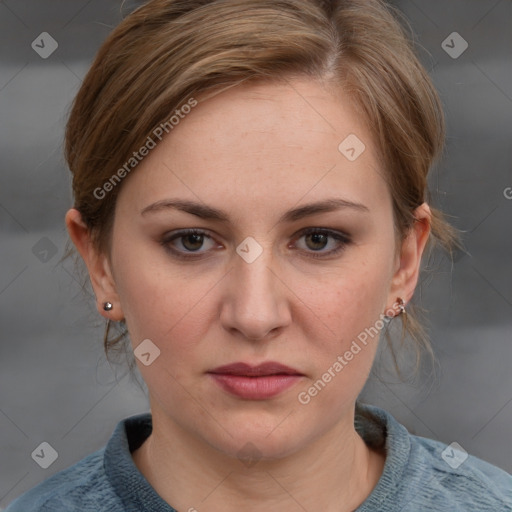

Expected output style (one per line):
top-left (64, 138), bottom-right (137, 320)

top-left (219, 244), bottom-right (292, 342)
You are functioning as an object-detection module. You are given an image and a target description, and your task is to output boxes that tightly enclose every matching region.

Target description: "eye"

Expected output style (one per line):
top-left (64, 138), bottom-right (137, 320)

top-left (292, 228), bottom-right (351, 259)
top-left (161, 229), bottom-right (218, 258)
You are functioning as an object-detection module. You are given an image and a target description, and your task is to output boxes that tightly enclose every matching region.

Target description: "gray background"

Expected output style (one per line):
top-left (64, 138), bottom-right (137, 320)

top-left (0, 0), bottom-right (511, 508)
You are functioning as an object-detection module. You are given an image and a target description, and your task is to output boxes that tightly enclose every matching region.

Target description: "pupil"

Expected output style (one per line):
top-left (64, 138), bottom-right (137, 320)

top-left (307, 233), bottom-right (327, 250)
top-left (184, 234), bottom-right (203, 251)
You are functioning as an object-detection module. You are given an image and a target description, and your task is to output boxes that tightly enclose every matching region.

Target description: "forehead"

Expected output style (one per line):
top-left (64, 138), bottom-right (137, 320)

top-left (116, 78), bottom-right (388, 219)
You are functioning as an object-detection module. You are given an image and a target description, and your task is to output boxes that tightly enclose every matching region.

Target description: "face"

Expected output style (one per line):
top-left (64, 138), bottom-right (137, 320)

top-left (74, 77), bottom-right (426, 460)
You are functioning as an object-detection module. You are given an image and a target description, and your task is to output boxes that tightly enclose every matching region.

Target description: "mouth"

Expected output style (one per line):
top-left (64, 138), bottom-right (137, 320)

top-left (207, 362), bottom-right (304, 400)
top-left (208, 361), bottom-right (303, 377)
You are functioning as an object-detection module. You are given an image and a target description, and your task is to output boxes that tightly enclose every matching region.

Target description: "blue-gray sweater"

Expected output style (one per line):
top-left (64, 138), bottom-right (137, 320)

top-left (5, 403), bottom-right (512, 511)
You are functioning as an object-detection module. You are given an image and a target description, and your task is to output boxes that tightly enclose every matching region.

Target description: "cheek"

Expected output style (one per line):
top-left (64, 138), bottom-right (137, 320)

top-left (112, 246), bottom-right (221, 376)
top-left (291, 251), bottom-right (393, 346)
top-left (116, 262), bottom-right (209, 343)
top-left (114, 266), bottom-right (213, 414)
top-left (288, 251), bottom-right (394, 406)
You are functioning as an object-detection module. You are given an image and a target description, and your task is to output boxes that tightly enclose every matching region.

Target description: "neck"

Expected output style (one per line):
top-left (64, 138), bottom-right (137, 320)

top-left (132, 404), bottom-right (385, 512)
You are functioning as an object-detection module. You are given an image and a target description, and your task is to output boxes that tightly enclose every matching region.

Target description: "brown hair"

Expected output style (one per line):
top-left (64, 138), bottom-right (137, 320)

top-left (64, 0), bottom-right (460, 375)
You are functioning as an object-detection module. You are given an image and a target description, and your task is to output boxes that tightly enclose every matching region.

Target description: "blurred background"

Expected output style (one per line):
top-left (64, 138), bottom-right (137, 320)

top-left (0, 0), bottom-right (511, 507)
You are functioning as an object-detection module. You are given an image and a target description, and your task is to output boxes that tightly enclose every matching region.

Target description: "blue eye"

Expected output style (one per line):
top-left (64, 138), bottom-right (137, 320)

top-left (161, 228), bottom-right (351, 260)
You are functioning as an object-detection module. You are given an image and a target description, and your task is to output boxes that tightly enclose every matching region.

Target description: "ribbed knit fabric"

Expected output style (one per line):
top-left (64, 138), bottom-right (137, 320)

top-left (5, 403), bottom-right (512, 511)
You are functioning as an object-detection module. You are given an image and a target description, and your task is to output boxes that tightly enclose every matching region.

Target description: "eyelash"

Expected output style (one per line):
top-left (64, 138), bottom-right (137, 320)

top-left (160, 227), bottom-right (351, 260)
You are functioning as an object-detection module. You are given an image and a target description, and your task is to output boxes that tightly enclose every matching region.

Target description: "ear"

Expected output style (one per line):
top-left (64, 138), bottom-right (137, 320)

top-left (65, 208), bottom-right (124, 322)
top-left (386, 203), bottom-right (431, 311)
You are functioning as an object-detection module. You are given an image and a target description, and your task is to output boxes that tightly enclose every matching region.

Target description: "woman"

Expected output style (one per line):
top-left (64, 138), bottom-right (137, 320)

top-left (6, 0), bottom-right (511, 510)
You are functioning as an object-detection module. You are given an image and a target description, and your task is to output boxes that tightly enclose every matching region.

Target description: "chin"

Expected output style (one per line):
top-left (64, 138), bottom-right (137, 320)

top-left (195, 410), bottom-right (317, 463)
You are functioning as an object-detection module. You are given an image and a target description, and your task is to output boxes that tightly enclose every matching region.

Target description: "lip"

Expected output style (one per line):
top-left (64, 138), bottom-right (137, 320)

top-left (209, 362), bottom-right (303, 377)
top-left (207, 362), bottom-right (304, 400)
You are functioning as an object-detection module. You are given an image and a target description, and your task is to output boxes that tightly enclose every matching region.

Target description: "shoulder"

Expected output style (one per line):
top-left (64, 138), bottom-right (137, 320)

top-left (406, 434), bottom-right (512, 510)
top-left (4, 448), bottom-right (123, 512)
top-left (4, 413), bottom-right (152, 512)
top-left (355, 403), bottom-right (512, 511)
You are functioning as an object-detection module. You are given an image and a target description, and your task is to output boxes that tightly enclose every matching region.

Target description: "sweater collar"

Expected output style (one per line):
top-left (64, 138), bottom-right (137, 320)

top-left (104, 402), bottom-right (411, 511)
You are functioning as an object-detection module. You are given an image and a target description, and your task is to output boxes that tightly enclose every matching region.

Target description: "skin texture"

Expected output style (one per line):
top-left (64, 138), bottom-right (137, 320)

top-left (66, 77), bottom-right (431, 512)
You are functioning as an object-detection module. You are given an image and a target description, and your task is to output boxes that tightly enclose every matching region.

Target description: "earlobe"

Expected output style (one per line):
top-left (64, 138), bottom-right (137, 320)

top-left (65, 208), bottom-right (125, 322)
top-left (387, 203), bottom-right (431, 307)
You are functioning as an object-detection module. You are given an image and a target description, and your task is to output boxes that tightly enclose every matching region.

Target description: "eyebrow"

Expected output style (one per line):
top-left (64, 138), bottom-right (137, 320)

top-left (140, 197), bottom-right (370, 223)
